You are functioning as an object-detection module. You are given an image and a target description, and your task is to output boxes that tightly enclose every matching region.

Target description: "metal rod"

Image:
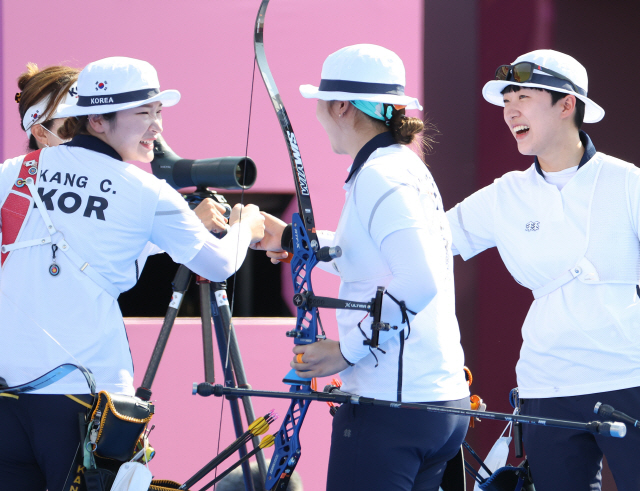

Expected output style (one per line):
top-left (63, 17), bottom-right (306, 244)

top-left (195, 384), bottom-right (627, 437)
top-left (198, 281), bottom-right (216, 383)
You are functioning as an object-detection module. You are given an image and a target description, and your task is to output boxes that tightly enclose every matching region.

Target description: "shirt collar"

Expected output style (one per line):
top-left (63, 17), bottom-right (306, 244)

top-left (345, 131), bottom-right (397, 183)
top-left (64, 134), bottom-right (123, 161)
top-left (534, 130), bottom-right (596, 178)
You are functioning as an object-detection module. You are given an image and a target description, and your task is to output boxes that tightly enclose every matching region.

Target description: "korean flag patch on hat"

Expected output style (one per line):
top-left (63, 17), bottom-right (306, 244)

top-left (56, 57), bottom-right (180, 117)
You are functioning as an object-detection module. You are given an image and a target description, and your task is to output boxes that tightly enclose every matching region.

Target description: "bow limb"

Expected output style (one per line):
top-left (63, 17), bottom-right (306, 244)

top-left (254, 1), bottom-right (323, 489)
top-left (255, 0), bottom-right (318, 244)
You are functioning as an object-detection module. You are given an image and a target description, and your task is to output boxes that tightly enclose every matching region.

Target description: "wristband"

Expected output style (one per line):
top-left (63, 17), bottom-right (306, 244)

top-left (281, 224), bottom-right (294, 253)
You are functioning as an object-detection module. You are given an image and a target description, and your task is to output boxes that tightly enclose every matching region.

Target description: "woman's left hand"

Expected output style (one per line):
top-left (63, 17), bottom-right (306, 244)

top-left (291, 339), bottom-right (349, 378)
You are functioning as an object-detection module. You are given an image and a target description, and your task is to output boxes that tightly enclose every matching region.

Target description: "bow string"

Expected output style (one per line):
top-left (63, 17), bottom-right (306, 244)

top-left (254, 1), bottom-right (327, 489)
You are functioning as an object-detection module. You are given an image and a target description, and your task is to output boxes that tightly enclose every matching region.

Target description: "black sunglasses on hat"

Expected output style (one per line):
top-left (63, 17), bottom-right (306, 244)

top-left (495, 62), bottom-right (585, 96)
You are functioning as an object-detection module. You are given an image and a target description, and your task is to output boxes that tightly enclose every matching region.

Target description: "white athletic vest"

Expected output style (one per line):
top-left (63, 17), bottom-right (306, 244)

top-left (533, 154), bottom-right (640, 298)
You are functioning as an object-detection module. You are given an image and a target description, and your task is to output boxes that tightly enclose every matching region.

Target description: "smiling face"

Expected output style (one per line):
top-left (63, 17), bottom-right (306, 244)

top-left (97, 102), bottom-right (163, 162)
top-left (502, 87), bottom-right (567, 159)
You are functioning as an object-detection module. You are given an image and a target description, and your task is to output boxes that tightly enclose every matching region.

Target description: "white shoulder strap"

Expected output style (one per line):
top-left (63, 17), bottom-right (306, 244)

top-left (15, 178), bottom-right (121, 299)
top-left (532, 257), bottom-right (599, 299)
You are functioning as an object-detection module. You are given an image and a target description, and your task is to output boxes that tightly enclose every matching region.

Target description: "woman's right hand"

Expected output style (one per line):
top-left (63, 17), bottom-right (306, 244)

top-left (193, 198), bottom-right (229, 234)
top-left (229, 204), bottom-right (265, 244)
top-left (250, 212), bottom-right (287, 252)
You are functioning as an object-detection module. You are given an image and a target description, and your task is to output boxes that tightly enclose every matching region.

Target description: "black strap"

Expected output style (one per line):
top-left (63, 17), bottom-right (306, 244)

top-left (77, 88), bottom-right (160, 107)
top-left (354, 289), bottom-right (416, 366)
top-left (356, 318), bottom-right (386, 367)
top-left (318, 79), bottom-right (405, 95)
top-left (384, 291), bottom-right (417, 340)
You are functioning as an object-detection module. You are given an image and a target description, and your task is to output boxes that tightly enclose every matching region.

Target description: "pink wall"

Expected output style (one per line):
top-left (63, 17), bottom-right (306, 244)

top-left (2, 2), bottom-right (424, 490)
top-left (2, 1), bottom-right (424, 198)
top-left (126, 318), bottom-right (335, 491)
top-left (1, 0), bottom-right (424, 345)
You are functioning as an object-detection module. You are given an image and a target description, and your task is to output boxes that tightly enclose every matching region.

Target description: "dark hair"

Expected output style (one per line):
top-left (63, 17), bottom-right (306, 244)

top-left (352, 104), bottom-right (438, 161)
top-left (17, 63), bottom-right (80, 150)
top-left (500, 85), bottom-right (585, 130)
top-left (58, 112), bottom-right (117, 141)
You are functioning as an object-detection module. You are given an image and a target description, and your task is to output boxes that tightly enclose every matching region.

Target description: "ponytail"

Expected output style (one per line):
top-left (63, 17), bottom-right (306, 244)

top-left (386, 105), bottom-right (438, 161)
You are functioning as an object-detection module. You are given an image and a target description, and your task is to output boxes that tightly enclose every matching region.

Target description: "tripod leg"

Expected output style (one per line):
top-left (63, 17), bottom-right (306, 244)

top-left (210, 287), bottom-right (268, 490)
top-left (199, 283), bottom-right (216, 383)
top-left (136, 265), bottom-right (192, 401)
top-left (204, 281), bottom-right (256, 491)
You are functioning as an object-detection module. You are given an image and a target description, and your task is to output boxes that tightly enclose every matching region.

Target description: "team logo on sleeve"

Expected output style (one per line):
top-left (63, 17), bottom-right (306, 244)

top-left (525, 221), bottom-right (540, 232)
top-left (95, 81), bottom-right (108, 91)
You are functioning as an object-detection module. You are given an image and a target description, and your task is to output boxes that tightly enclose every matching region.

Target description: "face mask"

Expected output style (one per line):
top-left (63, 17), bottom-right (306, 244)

top-left (40, 123), bottom-right (71, 144)
top-left (473, 422), bottom-right (512, 491)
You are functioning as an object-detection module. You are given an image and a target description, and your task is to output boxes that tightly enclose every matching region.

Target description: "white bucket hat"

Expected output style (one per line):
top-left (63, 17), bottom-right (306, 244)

top-left (482, 50), bottom-right (604, 123)
top-left (56, 57), bottom-right (180, 117)
top-left (299, 44), bottom-right (423, 110)
top-left (53, 82), bottom-right (79, 117)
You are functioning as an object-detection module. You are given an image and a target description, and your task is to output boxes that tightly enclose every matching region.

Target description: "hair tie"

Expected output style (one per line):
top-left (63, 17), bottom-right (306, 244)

top-left (15, 92), bottom-right (21, 103)
top-left (350, 101), bottom-right (407, 126)
top-left (384, 104), bottom-right (407, 126)
top-left (382, 104), bottom-right (394, 126)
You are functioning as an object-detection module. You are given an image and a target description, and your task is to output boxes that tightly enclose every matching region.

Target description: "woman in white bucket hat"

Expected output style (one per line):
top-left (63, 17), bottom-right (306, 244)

top-left (253, 44), bottom-right (470, 491)
top-left (447, 49), bottom-right (640, 490)
top-left (0, 56), bottom-right (266, 491)
top-left (14, 62), bottom-right (230, 251)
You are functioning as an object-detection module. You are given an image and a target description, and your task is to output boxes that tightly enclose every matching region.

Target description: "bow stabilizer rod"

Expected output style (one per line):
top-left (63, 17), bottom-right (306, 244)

top-left (194, 383), bottom-right (627, 438)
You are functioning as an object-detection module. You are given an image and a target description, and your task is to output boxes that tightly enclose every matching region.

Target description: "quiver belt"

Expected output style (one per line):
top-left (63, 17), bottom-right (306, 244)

top-left (88, 391), bottom-right (154, 461)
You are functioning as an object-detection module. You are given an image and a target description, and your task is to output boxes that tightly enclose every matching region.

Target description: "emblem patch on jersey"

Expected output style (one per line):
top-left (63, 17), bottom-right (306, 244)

top-left (95, 81), bottom-right (108, 91)
top-left (525, 221), bottom-right (540, 232)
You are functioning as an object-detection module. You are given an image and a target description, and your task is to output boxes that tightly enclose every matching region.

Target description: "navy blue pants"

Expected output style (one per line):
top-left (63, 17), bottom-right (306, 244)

top-left (327, 398), bottom-right (470, 491)
top-left (521, 386), bottom-right (640, 491)
top-left (0, 393), bottom-right (91, 491)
